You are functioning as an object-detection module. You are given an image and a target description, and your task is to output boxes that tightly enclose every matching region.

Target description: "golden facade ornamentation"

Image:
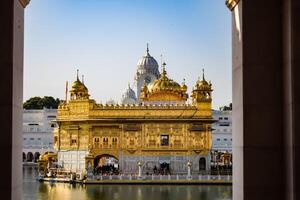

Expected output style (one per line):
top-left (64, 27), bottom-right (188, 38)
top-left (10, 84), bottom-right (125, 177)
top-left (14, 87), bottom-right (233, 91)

top-left (55, 68), bottom-right (214, 173)
top-left (191, 69), bottom-right (213, 105)
top-left (70, 70), bottom-right (90, 100)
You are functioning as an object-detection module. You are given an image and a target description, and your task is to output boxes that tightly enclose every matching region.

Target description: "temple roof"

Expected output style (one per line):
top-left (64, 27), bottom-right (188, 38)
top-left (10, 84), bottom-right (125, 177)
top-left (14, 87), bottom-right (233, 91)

top-left (140, 63), bottom-right (188, 102)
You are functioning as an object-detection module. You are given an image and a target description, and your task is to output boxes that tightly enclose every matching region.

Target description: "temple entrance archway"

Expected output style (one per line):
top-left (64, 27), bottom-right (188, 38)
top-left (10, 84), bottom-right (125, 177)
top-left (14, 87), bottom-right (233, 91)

top-left (94, 154), bottom-right (119, 175)
top-left (159, 162), bottom-right (170, 175)
top-left (199, 157), bottom-right (206, 171)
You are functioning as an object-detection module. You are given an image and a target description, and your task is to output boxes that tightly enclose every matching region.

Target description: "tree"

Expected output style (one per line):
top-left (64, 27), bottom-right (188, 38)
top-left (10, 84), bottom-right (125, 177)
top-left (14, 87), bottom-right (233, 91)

top-left (23, 96), bottom-right (61, 109)
top-left (219, 103), bottom-right (232, 111)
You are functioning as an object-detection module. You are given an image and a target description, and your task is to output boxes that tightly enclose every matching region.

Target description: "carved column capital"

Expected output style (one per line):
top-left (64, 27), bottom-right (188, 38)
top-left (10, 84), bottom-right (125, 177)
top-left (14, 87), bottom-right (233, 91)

top-left (226, 0), bottom-right (240, 11)
top-left (19, 0), bottom-right (30, 8)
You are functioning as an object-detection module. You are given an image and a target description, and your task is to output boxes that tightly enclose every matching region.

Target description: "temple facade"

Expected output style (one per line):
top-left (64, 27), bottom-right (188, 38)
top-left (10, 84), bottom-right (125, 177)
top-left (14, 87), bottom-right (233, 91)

top-left (54, 47), bottom-right (214, 174)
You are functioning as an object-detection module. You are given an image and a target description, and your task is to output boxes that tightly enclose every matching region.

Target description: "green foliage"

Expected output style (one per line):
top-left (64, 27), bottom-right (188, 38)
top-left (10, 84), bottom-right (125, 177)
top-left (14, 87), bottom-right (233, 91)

top-left (23, 96), bottom-right (61, 109)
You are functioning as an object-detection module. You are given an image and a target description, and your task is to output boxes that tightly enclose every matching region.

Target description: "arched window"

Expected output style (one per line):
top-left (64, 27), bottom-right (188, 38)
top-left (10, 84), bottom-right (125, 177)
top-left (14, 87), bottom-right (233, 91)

top-left (94, 137), bottom-right (100, 148)
top-left (34, 152), bottom-right (40, 162)
top-left (199, 157), bottom-right (206, 171)
top-left (26, 152), bottom-right (33, 162)
top-left (94, 137), bottom-right (99, 143)
top-left (112, 138), bottom-right (117, 146)
top-left (103, 138), bottom-right (108, 146)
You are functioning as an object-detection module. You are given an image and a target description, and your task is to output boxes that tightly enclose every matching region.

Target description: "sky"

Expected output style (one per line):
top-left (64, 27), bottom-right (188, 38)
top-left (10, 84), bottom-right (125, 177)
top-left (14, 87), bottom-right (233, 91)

top-left (24, 0), bottom-right (231, 110)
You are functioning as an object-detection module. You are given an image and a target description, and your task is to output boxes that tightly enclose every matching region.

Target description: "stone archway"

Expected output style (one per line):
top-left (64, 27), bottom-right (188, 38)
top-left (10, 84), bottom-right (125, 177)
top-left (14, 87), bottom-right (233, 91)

top-left (93, 154), bottom-right (119, 175)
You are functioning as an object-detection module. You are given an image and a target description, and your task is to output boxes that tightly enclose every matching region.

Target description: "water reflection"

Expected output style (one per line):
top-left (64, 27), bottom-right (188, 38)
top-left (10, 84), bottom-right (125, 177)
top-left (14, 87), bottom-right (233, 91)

top-left (23, 166), bottom-right (232, 200)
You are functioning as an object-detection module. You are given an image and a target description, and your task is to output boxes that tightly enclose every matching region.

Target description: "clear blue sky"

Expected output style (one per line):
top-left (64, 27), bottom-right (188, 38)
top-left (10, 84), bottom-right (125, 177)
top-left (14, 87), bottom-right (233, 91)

top-left (24, 0), bottom-right (231, 109)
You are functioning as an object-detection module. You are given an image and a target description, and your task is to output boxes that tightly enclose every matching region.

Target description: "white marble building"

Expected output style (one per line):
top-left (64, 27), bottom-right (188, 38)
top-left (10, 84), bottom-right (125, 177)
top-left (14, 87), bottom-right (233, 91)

top-left (121, 84), bottom-right (137, 104)
top-left (121, 44), bottom-right (160, 104)
top-left (23, 108), bottom-right (57, 162)
top-left (57, 151), bottom-right (86, 171)
top-left (212, 110), bottom-right (232, 152)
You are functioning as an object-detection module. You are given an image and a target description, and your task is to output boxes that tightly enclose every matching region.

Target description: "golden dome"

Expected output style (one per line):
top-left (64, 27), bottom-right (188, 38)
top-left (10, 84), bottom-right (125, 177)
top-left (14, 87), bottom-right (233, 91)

top-left (70, 70), bottom-right (90, 100)
top-left (148, 70), bottom-right (181, 92)
top-left (140, 63), bottom-right (188, 102)
top-left (194, 69), bottom-right (212, 91)
top-left (181, 79), bottom-right (187, 92)
top-left (191, 69), bottom-right (213, 104)
top-left (71, 79), bottom-right (88, 93)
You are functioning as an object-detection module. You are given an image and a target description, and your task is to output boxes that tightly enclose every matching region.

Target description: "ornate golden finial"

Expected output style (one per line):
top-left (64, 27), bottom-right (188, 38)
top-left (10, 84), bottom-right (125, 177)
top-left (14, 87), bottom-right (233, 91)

top-left (76, 69), bottom-right (79, 81)
top-left (182, 78), bottom-right (186, 85)
top-left (162, 62), bottom-right (167, 77)
top-left (202, 68), bottom-right (205, 81)
top-left (65, 81), bottom-right (68, 102)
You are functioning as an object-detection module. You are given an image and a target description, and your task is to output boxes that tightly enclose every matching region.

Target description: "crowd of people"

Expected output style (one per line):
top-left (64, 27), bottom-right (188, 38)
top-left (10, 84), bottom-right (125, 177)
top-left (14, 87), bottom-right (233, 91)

top-left (151, 163), bottom-right (171, 175)
top-left (94, 164), bottom-right (119, 175)
top-left (93, 163), bottom-right (172, 176)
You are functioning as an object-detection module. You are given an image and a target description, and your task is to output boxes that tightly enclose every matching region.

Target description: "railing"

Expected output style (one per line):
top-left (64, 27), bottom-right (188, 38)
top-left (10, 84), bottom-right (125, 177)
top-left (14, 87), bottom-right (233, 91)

top-left (88, 174), bottom-right (232, 182)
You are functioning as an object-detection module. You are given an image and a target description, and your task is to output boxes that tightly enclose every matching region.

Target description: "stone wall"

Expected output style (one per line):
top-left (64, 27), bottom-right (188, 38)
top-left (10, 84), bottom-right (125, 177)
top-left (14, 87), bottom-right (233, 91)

top-left (58, 151), bottom-right (87, 171)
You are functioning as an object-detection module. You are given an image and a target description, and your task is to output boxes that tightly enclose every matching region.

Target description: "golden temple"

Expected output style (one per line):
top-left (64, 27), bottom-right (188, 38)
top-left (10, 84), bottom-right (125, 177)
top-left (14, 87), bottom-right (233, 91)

top-left (51, 47), bottom-right (214, 174)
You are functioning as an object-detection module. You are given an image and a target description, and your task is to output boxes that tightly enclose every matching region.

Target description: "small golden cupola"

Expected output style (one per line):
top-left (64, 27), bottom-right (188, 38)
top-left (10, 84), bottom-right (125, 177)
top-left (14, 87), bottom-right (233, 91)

top-left (140, 62), bottom-right (188, 104)
top-left (191, 69), bottom-right (213, 108)
top-left (181, 78), bottom-right (188, 93)
top-left (70, 70), bottom-right (90, 100)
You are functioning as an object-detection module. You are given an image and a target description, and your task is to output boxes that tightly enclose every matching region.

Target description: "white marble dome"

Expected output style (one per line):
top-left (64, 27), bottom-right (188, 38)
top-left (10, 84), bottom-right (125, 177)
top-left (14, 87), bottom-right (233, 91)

top-left (136, 46), bottom-right (160, 77)
top-left (121, 84), bottom-right (137, 104)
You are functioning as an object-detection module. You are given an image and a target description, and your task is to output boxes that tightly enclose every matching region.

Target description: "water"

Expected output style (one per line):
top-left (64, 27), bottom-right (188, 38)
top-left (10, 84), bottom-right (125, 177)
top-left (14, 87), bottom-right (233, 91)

top-left (23, 166), bottom-right (232, 200)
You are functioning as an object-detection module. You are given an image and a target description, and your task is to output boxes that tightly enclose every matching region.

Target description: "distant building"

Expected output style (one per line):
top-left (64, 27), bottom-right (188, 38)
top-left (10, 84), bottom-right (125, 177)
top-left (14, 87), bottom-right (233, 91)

top-left (121, 84), bottom-right (137, 104)
top-left (23, 108), bottom-right (57, 162)
top-left (212, 110), bottom-right (232, 152)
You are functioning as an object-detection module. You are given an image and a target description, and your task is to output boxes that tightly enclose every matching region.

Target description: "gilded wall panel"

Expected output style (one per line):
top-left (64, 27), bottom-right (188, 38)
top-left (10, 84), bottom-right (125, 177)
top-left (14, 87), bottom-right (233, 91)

top-left (56, 101), bottom-right (213, 161)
